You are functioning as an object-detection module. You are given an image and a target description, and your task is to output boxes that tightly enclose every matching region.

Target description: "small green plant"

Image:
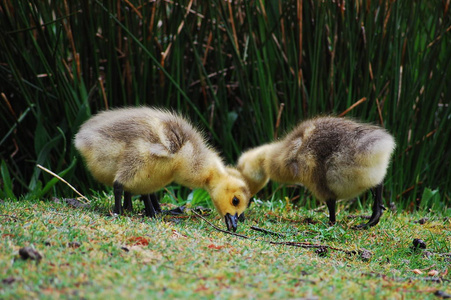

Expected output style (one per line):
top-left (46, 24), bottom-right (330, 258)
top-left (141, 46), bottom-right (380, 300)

top-left (0, 160), bottom-right (15, 200)
top-left (419, 188), bottom-right (442, 211)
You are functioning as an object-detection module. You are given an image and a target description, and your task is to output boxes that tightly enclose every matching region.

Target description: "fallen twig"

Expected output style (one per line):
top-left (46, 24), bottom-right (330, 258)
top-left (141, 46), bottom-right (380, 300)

top-left (250, 226), bottom-right (285, 237)
top-left (362, 272), bottom-right (449, 283)
top-left (37, 164), bottom-right (90, 203)
top-left (267, 240), bottom-right (357, 255)
top-left (191, 209), bottom-right (356, 255)
top-left (190, 209), bottom-right (250, 239)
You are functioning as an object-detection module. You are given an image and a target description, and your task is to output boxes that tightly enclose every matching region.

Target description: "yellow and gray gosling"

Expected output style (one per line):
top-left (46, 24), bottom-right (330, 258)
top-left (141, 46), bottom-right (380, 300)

top-left (237, 116), bottom-right (395, 228)
top-left (75, 107), bottom-right (251, 231)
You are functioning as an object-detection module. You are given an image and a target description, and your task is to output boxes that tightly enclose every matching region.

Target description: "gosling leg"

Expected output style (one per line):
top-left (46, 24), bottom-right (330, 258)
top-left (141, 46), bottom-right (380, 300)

top-left (113, 181), bottom-right (124, 215)
top-left (149, 193), bottom-right (162, 213)
top-left (326, 199), bottom-right (336, 225)
top-left (354, 183), bottom-right (385, 229)
top-left (141, 194), bottom-right (157, 218)
top-left (123, 191), bottom-right (133, 212)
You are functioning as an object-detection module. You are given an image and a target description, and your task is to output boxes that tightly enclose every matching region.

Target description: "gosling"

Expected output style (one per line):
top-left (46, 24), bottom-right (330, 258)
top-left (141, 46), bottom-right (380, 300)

top-left (74, 107), bottom-right (250, 231)
top-left (237, 116), bottom-right (395, 228)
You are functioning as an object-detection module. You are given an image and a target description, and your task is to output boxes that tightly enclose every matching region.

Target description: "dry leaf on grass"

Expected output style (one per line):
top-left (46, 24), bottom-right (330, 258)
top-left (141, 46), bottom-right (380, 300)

top-left (127, 236), bottom-right (149, 246)
top-left (207, 244), bottom-right (225, 250)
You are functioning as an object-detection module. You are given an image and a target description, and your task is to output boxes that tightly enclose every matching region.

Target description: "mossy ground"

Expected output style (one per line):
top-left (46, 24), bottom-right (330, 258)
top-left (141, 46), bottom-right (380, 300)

top-left (1, 197), bottom-right (450, 299)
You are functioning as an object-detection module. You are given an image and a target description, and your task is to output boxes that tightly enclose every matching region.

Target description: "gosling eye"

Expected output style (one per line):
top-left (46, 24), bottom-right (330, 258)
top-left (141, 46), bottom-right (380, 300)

top-left (232, 196), bottom-right (240, 206)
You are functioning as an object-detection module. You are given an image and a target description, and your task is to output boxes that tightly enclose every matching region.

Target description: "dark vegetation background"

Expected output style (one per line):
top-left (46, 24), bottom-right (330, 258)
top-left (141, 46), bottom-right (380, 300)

top-left (0, 0), bottom-right (450, 209)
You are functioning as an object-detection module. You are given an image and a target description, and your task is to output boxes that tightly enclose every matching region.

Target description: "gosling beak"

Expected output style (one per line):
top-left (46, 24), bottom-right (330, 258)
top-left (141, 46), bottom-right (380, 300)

top-left (238, 213), bottom-right (245, 222)
top-left (224, 213), bottom-right (238, 232)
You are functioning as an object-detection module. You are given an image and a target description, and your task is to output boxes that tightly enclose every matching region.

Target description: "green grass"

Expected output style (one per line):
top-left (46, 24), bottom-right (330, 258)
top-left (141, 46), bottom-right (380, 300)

top-left (1, 197), bottom-right (450, 299)
top-left (0, 1), bottom-right (450, 207)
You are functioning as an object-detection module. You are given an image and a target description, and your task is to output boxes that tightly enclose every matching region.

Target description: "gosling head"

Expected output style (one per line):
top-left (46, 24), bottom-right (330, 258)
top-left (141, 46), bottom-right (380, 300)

top-left (209, 170), bottom-right (251, 232)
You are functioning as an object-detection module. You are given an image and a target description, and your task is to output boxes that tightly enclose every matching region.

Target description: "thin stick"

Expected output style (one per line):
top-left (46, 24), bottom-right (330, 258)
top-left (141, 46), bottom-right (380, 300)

top-left (162, 0), bottom-right (205, 18)
top-left (297, 0), bottom-right (303, 68)
top-left (375, 96), bottom-right (384, 126)
top-left (338, 97), bottom-right (367, 117)
top-left (122, 0), bottom-right (142, 19)
top-left (202, 32), bottom-right (213, 66)
top-left (190, 65), bottom-right (237, 87)
top-left (427, 24), bottom-right (451, 48)
top-left (161, 0), bottom-right (194, 61)
top-left (36, 164), bottom-right (90, 203)
top-left (98, 77), bottom-right (108, 110)
top-left (191, 209), bottom-right (355, 255)
top-left (274, 103), bottom-right (285, 140)
top-left (228, 0), bottom-right (240, 54)
top-left (63, 0), bottom-right (80, 80)
top-left (396, 181), bottom-right (423, 199)
top-left (362, 272), bottom-right (450, 283)
top-left (1, 93), bottom-right (17, 120)
top-left (250, 226), bottom-right (285, 237)
top-left (401, 129), bottom-right (437, 156)
top-left (191, 209), bottom-right (250, 239)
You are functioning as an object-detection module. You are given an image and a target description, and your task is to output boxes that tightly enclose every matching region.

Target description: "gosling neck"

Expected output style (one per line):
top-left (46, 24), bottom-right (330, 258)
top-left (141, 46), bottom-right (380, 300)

top-left (202, 160), bottom-right (228, 193)
top-left (244, 145), bottom-right (272, 196)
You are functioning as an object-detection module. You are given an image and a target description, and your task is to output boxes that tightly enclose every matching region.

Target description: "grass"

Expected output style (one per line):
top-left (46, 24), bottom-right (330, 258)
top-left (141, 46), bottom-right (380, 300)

top-left (1, 196), bottom-right (450, 299)
top-left (0, 1), bottom-right (450, 206)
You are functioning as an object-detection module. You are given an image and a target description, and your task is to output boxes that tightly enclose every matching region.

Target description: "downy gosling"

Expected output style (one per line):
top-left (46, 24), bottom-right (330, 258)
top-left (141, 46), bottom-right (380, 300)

top-left (75, 107), bottom-right (250, 231)
top-left (237, 116), bottom-right (395, 228)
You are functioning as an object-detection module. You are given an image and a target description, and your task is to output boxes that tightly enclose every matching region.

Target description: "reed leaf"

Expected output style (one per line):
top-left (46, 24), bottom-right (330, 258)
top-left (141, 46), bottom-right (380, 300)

top-left (0, 0), bottom-right (449, 208)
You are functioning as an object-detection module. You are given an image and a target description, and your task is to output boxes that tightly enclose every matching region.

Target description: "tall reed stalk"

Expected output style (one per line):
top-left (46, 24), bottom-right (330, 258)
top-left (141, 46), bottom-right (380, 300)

top-left (1, 1), bottom-right (449, 208)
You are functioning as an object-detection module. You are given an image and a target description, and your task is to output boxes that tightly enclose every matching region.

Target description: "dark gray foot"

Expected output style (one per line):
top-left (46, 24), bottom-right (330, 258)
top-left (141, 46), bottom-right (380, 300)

top-left (326, 199), bottom-right (336, 226)
top-left (353, 184), bottom-right (385, 229)
top-left (141, 194), bottom-right (157, 218)
top-left (113, 181), bottom-right (124, 215)
top-left (165, 206), bottom-right (186, 215)
top-left (149, 193), bottom-right (162, 213)
top-left (123, 191), bottom-right (133, 212)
